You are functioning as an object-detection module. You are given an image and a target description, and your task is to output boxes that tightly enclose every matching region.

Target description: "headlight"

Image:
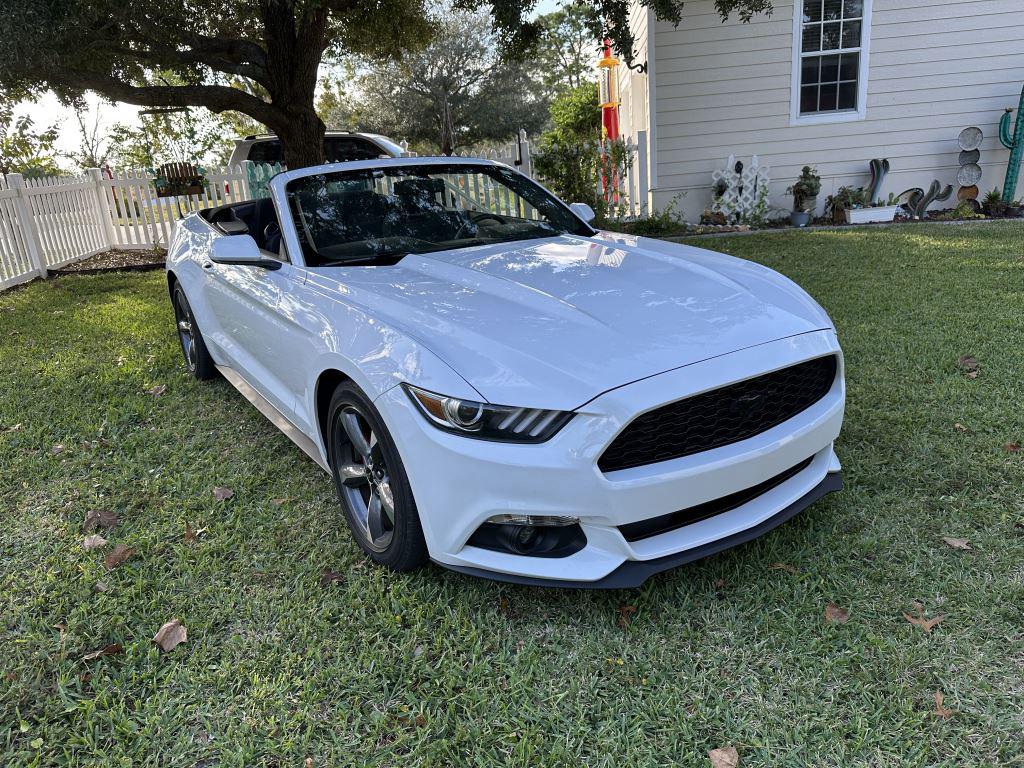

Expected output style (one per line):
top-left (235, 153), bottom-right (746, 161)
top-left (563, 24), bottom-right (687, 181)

top-left (403, 384), bottom-right (574, 442)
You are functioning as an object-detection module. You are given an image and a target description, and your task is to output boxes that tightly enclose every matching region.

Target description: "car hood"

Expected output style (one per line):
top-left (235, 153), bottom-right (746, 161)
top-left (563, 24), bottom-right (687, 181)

top-left (307, 233), bottom-right (833, 410)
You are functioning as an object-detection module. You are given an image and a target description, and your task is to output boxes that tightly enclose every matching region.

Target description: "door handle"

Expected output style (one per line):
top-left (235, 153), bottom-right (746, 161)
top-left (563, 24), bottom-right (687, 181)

top-left (202, 261), bottom-right (214, 270)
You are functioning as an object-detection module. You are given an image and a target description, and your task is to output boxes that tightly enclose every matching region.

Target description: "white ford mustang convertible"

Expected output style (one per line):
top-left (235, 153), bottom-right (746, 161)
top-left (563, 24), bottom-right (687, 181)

top-left (166, 157), bottom-right (845, 588)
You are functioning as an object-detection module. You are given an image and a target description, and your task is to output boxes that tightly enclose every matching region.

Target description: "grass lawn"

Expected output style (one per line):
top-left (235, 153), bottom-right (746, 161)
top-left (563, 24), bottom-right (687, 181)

top-left (2, 222), bottom-right (1023, 767)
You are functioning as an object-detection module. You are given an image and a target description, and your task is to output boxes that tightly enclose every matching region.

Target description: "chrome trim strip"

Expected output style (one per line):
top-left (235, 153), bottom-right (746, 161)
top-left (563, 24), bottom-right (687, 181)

top-left (215, 365), bottom-right (330, 473)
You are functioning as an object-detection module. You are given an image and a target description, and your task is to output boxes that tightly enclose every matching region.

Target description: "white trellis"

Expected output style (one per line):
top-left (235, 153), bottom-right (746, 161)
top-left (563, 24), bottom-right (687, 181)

top-left (711, 154), bottom-right (772, 224)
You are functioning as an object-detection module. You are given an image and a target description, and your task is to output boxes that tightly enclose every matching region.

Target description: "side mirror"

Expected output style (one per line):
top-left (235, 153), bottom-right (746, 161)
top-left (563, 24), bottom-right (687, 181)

top-left (209, 234), bottom-right (281, 270)
top-left (569, 202), bottom-right (596, 223)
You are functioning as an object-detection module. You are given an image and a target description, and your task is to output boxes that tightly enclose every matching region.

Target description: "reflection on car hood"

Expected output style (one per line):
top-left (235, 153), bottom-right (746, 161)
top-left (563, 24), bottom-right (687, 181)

top-left (306, 233), bottom-right (834, 410)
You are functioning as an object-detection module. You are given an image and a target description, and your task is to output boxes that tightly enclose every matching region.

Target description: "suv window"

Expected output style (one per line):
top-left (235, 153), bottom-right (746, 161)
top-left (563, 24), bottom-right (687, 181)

top-left (245, 137), bottom-right (385, 165)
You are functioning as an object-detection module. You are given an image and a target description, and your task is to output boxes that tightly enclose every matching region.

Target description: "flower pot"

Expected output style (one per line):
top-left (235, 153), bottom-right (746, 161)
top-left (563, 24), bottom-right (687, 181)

top-left (789, 210), bottom-right (811, 227)
top-left (844, 205), bottom-right (899, 224)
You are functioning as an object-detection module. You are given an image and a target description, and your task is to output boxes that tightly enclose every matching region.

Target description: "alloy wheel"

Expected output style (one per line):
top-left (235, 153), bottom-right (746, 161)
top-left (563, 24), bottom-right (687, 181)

top-left (173, 293), bottom-right (197, 372)
top-left (334, 405), bottom-right (396, 552)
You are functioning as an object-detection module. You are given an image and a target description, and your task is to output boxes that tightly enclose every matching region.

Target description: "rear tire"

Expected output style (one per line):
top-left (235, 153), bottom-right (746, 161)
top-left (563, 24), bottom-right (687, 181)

top-left (172, 283), bottom-right (216, 380)
top-left (327, 382), bottom-right (428, 572)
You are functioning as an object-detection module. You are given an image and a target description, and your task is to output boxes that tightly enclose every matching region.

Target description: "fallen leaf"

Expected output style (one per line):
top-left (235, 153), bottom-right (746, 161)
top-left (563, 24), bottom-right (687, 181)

top-left (94, 581), bottom-right (109, 594)
top-left (82, 534), bottom-right (107, 551)
top-left (270, 497), bottom-right (292, 507)
top-left (1003, 442), bottom-right (1021, 453)
top-left (965, 370), bottom-right (979, 379)
top-left (769, 562), bottom-right (797, 574)
top-left (957, 354), bottom-right (979, 372)
top-left (941, 536), bottom-right (972, 551)
top-left (184, 522), bottom-right (197, 543)
top-left (2, 423), bottom-right (21, 433)
top-left (103, 544), bottom-right (135, 570)
top-left (83, 509), bottom-right (118, 532)
top-left (82, 643), bottom-right (123, 661)
top-left (714, 578), bottom-right (726, 590)
top-left (320, 569), bottom-right (344, 586)
top-left (617, 604), bottom-right (637, 630)
top-left (824, 602), bottom-right (849, 624)
top-left (50, 443), bottom-right (65, 456)
top-left (903, 605), bottom-right (945, 633)
top-left (708, 746), bottom-right (739, 768)
top-left (953, 423), bottom-right (968, 432)
top-left (212, 486), bottom-right (234, 501)
top-left (933, 690), bottom-right (953, 719)
top-left (305, 760), bottom-right (313, 768)
top-left (146, 384), bottom-right (167, 397)
top-left (153, 619), bottom-right (187, 652)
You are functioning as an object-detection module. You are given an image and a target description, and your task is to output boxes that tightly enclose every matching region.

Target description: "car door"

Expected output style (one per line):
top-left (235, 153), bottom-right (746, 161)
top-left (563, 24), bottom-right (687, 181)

top-left (201, 247), bottom-right (306, 423)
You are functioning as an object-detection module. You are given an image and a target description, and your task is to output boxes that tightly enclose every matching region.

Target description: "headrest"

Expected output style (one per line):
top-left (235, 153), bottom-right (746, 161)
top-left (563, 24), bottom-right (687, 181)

top-left (394, 178), bottom-right (445, 197)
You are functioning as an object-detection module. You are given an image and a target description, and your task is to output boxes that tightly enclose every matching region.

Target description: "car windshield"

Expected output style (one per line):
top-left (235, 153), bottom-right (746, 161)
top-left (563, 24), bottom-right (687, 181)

top-left (284, 163), bottom-right (592, 266)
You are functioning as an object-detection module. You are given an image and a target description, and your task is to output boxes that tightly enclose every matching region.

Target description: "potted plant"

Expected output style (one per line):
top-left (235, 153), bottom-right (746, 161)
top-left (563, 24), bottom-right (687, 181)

top-left (826, 185), bottom-right (901, 224)
top-left (786, 166), bottom-right (820, 227)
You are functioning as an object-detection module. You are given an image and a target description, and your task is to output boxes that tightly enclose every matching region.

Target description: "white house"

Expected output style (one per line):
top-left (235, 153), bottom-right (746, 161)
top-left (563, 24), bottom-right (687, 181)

top-left (614, 0), bottom-right (1024, 219)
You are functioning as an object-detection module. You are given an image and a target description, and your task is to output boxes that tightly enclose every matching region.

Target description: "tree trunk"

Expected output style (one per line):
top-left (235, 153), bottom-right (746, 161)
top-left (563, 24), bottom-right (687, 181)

top-left (271, 107), bottom-right (326, 168)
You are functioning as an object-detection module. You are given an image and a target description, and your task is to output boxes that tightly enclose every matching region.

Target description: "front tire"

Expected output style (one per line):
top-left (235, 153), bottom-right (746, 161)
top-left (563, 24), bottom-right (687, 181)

top-left (172, 283), bottom-right (216, 380)
top-left (327, 382), bottom-right (427, 572)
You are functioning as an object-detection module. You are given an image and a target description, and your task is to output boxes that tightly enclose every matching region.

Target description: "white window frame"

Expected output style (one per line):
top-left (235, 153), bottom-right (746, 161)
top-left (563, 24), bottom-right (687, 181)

top-left (790, 0), bottom-right (872, 126)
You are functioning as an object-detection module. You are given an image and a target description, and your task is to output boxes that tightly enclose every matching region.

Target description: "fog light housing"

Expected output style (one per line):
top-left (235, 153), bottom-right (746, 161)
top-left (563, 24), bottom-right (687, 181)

top-left (467, 515), bottom-right (586, 558)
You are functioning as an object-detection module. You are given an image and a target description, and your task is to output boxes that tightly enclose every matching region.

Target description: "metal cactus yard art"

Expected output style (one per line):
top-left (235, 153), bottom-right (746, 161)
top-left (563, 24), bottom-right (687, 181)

top-left (897, 181), bottom-right (954, 220)
top-left (867, 158), bottom-right (889, 204)
top-left (999, 83), bottom-right (1024, 203)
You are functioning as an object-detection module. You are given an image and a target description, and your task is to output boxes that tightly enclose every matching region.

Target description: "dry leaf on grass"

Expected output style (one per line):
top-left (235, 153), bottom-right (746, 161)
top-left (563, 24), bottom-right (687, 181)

top-left (103, 544), bottom-right (135, 570)
top-left (212, 486), bottom-right (234, 501)
top-left (50, 443), bottom-right (65, 456)
top-left (82, 643), bottom-right (123, 661)
top-left (953, 423), bottom-right (968, 432)
top-left (270, 497), bottom-right (293, 507)
top-left (153, 619), bottom-right (187, 652)
top-left (2, 423), bottom-right (21, 433)
top-left (146, 384), bottom-right (167, 397)
top-left (82, 534), bottom-right (107, 551)
top-left (708, 746), bottom-right (739, 768)
top-left (83, 509), bottom-right (118, 532)
top-left (933, 690), bottom-right (953, 719)
top-left (94, 580), bottom-right (109, 594)
top-left (903, 605), bottom-right (945, 633)
top-left (957, 354), bottom-right (979, 373)
top-left (320, 569), bottom-right (344, 586)
top-left (617, 605), bottom-right (637, 630)
top-left (824, 602), bottom-right (849, 624)
top-left (183, 522), bottom-right (208, 543)
top-left (769, 562), bottom-right (798, 574)
top-left (1003, 442), bottom-right (1021, 453)
top-left (941, 536), bottom-right (972, 550)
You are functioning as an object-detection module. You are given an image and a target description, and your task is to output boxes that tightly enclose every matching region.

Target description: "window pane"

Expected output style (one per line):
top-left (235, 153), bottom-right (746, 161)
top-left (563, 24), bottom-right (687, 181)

top-left (843, 0), bottom-right (863, 18)
top-left (822, 21), bottom-right (841, 49)
top-left (804, 0), bottom-right (823, 22)
top-left (802, 57), bottom-right (821, 85)
top-left (802, 24), bottom-right (821, 52)
top-left (838, 82), bottom-right (858, 110)
top-left (801, 84), bottom-right (819, 113)
top-left (819, 83), bottom-right (839, 111)
top-left (841, 20), bottom-right (861, 47)
top-left (824, 0), bottom-right (842, 20)
top-left (820, 54), bottom-right (840, 83)
top-left (839, 52), bottom-right (859, 80)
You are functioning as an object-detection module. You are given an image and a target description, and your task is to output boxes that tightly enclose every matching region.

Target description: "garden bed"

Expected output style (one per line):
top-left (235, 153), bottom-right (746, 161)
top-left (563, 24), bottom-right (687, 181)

top-left (52, 248), bottom-right (166, 276)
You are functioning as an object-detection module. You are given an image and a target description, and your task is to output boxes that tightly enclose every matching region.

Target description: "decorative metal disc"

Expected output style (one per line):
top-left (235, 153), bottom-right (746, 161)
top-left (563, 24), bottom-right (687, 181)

top-left (958, 127), bottom-right (983, 151)
top-left (958, 149), bottom-right (981, 165)
top-left (956, 163), bottom-right (982, 186)
top-left (957, 185), bottom-right (979, 201)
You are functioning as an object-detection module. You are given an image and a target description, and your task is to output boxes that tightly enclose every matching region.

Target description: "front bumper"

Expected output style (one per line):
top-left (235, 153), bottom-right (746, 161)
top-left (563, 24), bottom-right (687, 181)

top-left (374, 330), bottom-right (845, 587)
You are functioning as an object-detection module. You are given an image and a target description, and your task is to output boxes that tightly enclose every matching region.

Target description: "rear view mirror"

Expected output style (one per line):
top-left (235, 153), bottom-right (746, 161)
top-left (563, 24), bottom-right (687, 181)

top-left (210, 235), bottom-right (281, 270)
top-left (569, 202), bottom-right (596, 223)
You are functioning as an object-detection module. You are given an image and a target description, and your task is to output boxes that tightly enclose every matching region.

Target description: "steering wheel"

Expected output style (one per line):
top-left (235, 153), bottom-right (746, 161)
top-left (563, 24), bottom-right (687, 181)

top-left (454, 211), bottom-right (508, 240)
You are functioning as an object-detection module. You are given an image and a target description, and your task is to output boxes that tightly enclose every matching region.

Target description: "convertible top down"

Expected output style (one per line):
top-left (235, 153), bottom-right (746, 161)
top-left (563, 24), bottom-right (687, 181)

top-left (167, 157), bottom-right (844, 587)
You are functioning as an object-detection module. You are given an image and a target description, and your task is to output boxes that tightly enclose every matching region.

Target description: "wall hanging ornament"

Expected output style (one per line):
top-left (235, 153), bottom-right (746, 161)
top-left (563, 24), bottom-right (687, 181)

top-left (999, 83), bottom-right (1024, 203)
top-left (956, 127), bottom-right (983, 208)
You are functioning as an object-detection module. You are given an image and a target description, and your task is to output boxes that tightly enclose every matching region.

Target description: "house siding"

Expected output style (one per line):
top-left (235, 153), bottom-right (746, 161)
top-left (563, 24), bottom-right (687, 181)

top-left (644, 0), bottom-right (1024, 219)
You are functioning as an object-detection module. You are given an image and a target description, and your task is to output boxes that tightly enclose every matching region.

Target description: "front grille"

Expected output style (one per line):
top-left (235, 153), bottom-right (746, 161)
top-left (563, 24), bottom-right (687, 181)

top-left (598, 355), bottom-right (837, 473)
top-left (618, 456), bottom-right (814, 542)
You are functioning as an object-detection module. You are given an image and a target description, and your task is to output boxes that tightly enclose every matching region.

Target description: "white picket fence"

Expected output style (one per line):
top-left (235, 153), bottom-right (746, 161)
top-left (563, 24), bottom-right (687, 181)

top-left (0, 128), bottom-right (652, 292)
top-left (0, 163), bottom-right (281, 291)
